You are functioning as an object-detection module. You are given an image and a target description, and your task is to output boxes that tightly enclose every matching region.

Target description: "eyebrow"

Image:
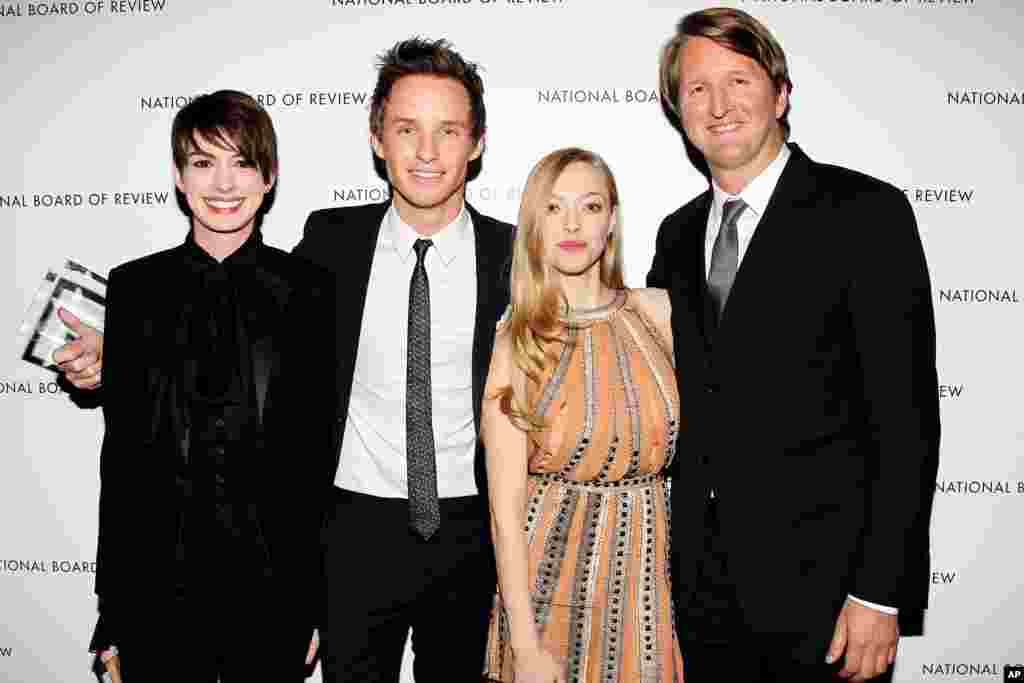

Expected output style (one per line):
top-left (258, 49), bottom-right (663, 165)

top-left (390, 117), bottom-right (470, 128)
top-left (187, 149), bottom-right (245, 159)
top-left (552, 192), bottom-right (606, 201)
top-left (683, 67), bottom-right (755, 86)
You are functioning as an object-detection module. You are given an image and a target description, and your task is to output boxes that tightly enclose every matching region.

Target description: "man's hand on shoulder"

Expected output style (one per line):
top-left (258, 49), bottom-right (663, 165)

top-left (826, 598), bottom-right (899, 681)
top-left (53, 308), bottom-right (105, 390)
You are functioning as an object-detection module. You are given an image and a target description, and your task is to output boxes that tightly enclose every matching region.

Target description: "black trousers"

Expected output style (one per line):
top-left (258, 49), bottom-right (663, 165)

top-left (321, 487), bottom-right (495, 683)
top-left (678, 499), bottom-right (895, 683)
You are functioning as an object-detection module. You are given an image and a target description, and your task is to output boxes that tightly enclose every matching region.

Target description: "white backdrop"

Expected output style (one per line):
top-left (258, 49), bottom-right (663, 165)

top-left (2, 1), bottom-right (1022, 681)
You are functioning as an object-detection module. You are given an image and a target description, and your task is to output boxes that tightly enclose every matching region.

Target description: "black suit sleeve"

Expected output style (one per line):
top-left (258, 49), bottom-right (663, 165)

top-left (261, 261), bottom-right (338, 632)
top-left (846, 187), bottom-right (940, 610)
top-left (646, 213), bottom-right (676, 289)
top-left (290, 212), bottom-right (335, 631)
top-left (293, 209), bottom-right (329, 266)
top-left (59, 374), bottom-right (104, 409)
top-left (93, 264), bottom-right (140, 644)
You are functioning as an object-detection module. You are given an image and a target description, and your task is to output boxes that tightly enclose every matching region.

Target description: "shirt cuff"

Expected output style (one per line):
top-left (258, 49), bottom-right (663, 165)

top-left (848, 594), bottom-right (898, 615)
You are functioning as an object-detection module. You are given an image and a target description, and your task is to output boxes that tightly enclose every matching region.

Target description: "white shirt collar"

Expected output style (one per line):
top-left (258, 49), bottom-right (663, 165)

top-left (711, 143), bottom-right (791, 222)
top-left (384, 202), bottom-right (471, 267)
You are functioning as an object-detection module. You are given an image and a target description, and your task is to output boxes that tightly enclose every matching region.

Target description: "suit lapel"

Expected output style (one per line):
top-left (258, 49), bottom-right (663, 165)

top-left (335, 202), bottom-right (390, 419)
top-left (250, 336), bottom-right (273, 423)
top-left (671, 191), bottom-right (716, 351)
top-left (245, 268), bottom-right (292, 427)
top-left (467, 203), bottom-right (511, 435)
top-left (716, 144), bottom-right (818, 351)
top-left (692, 194), bottom-right (718, 351)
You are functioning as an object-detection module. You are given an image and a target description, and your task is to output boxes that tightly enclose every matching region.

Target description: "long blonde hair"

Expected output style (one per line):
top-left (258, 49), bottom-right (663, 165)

top-left (497, 147), bottom-right (624, 431)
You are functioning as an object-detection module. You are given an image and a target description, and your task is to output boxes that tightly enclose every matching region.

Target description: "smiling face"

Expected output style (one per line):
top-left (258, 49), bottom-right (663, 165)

top-left (174, 131), bottom-right (273, 240)
top-left (540, 162), bottom-right (616, 281)
top-left (677, 36), bottom-right (787, 193)
top-left (371, 74), bottom-right (484, 233)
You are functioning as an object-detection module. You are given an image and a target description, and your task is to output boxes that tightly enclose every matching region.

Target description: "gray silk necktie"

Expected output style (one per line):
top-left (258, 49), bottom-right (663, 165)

top-left (708, 198), bottom-right (748, 319)
top-left (407, 239), bottom-right (440, 540)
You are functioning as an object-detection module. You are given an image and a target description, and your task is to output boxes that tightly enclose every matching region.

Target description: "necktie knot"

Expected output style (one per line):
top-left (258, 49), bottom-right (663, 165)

top-left (413, 239), bottom-right (433, 266)
top-left (721, 199), bottom-right (748, 228)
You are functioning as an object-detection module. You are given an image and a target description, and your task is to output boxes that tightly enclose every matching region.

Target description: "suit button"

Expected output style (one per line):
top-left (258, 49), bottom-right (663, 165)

top-left (215, 418), bottom-right (226, 429)
top-left (704, 382), bottom-right (719, 394)
top-left (214, 446), bottom-right (225, 456)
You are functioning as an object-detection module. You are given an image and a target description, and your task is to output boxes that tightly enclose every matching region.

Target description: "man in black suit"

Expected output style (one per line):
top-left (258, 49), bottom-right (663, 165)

top-left (292, 39), bottom-right (511, 682)
top-left (87, 90), bottom-right (334, 681)
top-left (58, 40), bottom-right (510, 682)
top-left (647, 8), bottom-right (940, 682)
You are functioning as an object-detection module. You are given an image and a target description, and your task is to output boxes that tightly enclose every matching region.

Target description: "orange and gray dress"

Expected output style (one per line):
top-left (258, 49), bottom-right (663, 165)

top-left (484, 289), bottom-right (684, 683)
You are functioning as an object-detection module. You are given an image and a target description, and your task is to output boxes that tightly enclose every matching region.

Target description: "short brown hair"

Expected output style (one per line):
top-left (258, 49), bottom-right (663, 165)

top-left (171, 90), bottom-right (278, 184)
top-left (369, 37), bottom-right (486, 143)
top-left (659, 7), bottom-right (793, 138)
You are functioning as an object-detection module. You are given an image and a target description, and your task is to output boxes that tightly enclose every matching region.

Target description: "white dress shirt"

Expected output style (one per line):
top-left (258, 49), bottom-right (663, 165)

top-left (704, 144), bottom-right (791, 277)
top-left (334, 203), bottom-right (479, 499)
top-left (704, 144), bottom-right (897, 616)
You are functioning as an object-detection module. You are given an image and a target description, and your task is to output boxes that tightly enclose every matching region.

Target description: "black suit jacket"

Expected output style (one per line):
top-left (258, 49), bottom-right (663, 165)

top-left (94, 237), bottom-right (336, 635)
top-left (647, 143), bottom-right (940, 655)
top-left (292, 201), bottom-right (513, 501)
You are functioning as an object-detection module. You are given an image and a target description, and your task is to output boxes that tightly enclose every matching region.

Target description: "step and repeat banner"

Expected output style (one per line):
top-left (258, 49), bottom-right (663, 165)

top-left (2, 0), bottom-right (1022, 681)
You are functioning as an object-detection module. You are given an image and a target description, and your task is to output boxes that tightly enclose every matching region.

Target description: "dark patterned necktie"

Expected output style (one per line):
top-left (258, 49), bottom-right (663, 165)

top-left (708, 198), bottom-right (748, 319)
top-left (407, 239), bottom-right (440, 540)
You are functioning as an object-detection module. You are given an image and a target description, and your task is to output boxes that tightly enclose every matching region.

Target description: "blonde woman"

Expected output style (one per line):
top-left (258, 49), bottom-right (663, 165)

top-left (482, 148), bottom-right (684, 683)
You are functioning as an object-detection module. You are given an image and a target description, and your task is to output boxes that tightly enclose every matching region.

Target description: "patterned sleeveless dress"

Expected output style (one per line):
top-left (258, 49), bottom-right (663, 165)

top-left (484, 289), bottom-right (684, 683)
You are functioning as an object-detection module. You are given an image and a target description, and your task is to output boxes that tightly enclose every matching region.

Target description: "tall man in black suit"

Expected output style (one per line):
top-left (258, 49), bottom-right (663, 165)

top-left (647, 9), bottom-right (940, 682)
top-left (87, 90), bottom-right (334, 681)
top-left (289, 39), bottom-right (511, 682)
